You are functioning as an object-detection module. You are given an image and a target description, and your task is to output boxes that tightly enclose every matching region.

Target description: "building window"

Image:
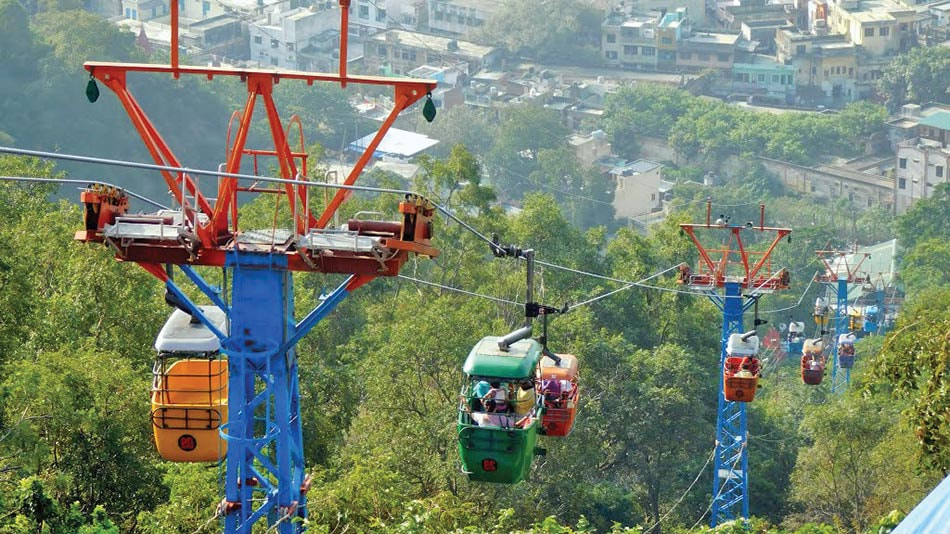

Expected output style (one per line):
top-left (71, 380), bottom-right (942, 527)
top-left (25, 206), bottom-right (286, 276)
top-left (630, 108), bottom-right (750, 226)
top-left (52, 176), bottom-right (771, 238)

top-left (796, 44), bottom-right (806, 54)
top-left (607, 34), bottom-right (616, 43)
top-left (254, 35), bottom-right (262, 44)
top-left (125, 7), bottom-right (130, 17)
top-left (899, 157), bottom-right (907, 169)
top-left (642, 47), bottom-right (655, 56)
top-left (376, 8), bottom-right (386, 22)
top-left (900, 23), bottom-right (907, 31)
top-left (377, 45), bottom-right (387, 57)
top-left (879, 27), bottom-right (889, 36)
top-left (626, 46), bottom-right (640, 55)
top-left (772, 74), bottom-right (780, 83)
top-left (849, 67), bottom-right (853, 76)
top-left (864, 27), bottom-right (874, 37)
top-left (621, 28), bottom-right (638, 38)
top-left (271, 57), bottom-right (279, 66)
top-left (758, 74), bottom-right (766, 82)
top-left (287, 43), bottom-right (294, 51)
top-left (200, 1), bottom-right (208, 15)
top-left (938, 166), bottom-right (945, 178)
top-left (271, 39), bottom-right (279, 49)
top-left (810, 184), bottom-right (816, 192)
top-left (867, 198), bottom-right (873, 207)
top-left (132, 8), bottom-right (137, 18)
top-left (434, 10), bottom-right (443, 20)
top-left (410, 51), bottom-right (417, 61)
top-left (359, 5), bottom-right (369, 18)
top-left (718, 53), bottom-right (729, 62)
top-left (661, 37), bottom-right (673, 45)
top-left (899, 177), bottom-right (906, 189)
top-left (606, 51), bottom-right (618, 60)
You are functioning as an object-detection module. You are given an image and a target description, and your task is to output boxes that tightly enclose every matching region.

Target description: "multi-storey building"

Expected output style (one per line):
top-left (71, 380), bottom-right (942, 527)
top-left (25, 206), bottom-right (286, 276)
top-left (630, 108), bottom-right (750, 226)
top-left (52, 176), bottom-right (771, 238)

top-left (776, 27), bottom-right (861, 102)
top-left (249, 4), bottom-right (338, 69)
top-left (823, 0), bottom-right (916, 56)
top-left (896, 110), bottom-right (950, 212)
top-left (732, 54), bottom-right (797, 102)
top-left (364, 29), bottom-right (501, 75)
top-left (426, 0), bottom-right (498, 36)
top-left (602, 11), bottom-right (660, 69)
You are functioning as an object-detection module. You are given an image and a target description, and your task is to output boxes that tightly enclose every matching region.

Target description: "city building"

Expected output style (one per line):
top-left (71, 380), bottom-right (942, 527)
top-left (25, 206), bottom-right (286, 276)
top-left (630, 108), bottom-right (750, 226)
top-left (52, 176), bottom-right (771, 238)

top-left (569, 130), bottom-right (612, 168)
top-left (364, 29), bottom-right (501, 76)
top-left (249, 4), bottom-right (339, 69)
top-left (676, 30), bottom-right (741, 70)
top-left (426, 0), bottom-right (498, 36)
top-left (776, 27), bottom-right (861, 103)
top-left (121, 0), bottom-right (167, 21)
top-left (602, 11), bottom-right (660, 69)
top-left (609, 159), bottom-right (664, 218)
top-left (885, 102), bottom-right (950, 149)
top-left (895, 110), bottom-right (950, 212)
top-left (716, 0), bottom-right (795, 30)
top-left (822, 0), bottom-right (917, 56)
top-left (732, 54), bottom-right (797, 102)
top-left (408, 64), bottom-right (465, 110)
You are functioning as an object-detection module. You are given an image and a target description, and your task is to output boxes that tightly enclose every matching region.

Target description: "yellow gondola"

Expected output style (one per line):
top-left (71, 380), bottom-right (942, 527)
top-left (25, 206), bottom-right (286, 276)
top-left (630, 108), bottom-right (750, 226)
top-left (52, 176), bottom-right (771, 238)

top-left (151, 307), bottom-right (229, 462)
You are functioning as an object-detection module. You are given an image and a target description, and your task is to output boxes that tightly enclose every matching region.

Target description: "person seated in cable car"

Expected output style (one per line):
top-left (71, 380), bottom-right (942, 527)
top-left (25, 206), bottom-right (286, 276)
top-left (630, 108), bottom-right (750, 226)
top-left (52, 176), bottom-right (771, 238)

top-left (800, 341), bottom-right (825, 385)
top-left (511, 379), bottom-right (536, 416)
top-left (541, 377), bottom-right (562, 407)
top-left (814, 297), bottom-right (828, 319)
top-left (724, 332), bottom-right (760, 402)
top-left (484, 381), bottom-right (509, 412)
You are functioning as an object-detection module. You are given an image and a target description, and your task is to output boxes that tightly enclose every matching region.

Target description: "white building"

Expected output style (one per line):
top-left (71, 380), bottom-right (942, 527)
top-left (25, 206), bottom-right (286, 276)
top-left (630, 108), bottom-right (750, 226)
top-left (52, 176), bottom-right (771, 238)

top-left (569, 131), bottom-right (612, 169)
top-left (249, 4), bottom-right (338, 69)
top-left (896, 110), bottom-right (950, 212)
top-left (610, 159), bottom-right (664, 219)
top-left (349, 0), bottom-right (426, 34)
top-left (427, 0), bottom-right (498, 36)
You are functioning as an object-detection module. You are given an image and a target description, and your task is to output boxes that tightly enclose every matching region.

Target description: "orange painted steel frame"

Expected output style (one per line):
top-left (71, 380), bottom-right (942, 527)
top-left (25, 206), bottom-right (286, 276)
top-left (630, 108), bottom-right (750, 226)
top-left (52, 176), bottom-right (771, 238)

top-left (680, 223), bottom-right (791, 290)
top-left (84, 61), bottom-right (436, 251)
top-left (814, 249), bottom-right (870, 284)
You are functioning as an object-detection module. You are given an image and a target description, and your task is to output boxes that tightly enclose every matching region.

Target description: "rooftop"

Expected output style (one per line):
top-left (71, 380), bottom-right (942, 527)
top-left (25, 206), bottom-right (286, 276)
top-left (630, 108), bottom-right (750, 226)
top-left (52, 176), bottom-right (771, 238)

top-left (348, 127), bottom-right (439, 158)
top-left (370, 29), bottom-right (498, 58)
top-left (685, 32), bottom-right (742, 45)
top-left (919, 111), bottom-right (950, 130)
top-left (429, 0), bottom-right (499, 11)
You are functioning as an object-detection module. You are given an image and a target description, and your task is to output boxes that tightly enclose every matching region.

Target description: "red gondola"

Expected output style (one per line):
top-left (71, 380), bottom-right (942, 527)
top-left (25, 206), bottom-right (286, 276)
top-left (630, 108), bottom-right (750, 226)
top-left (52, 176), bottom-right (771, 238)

top-left (800, 338), bottom-right (825, 385)
top-left (723, 333), bottom-right (760, 403)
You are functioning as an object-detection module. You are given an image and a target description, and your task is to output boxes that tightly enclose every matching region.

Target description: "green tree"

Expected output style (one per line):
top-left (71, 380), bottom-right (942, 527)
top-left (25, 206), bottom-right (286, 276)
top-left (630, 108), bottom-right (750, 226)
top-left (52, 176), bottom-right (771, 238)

top-left (895, 182), bottom-right (950, 250)
top-left (475, 0), bottom-right (602, 64)
top-left (787, 396), bottom-right (934, 532)
top-left (877, 47), bottom-right (950, 110)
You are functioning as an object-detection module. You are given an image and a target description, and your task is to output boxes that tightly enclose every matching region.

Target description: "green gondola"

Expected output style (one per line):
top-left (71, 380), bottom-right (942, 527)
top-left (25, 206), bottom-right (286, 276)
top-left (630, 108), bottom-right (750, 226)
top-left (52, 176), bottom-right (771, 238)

top-left (457, 335), bottom-right (543, 484)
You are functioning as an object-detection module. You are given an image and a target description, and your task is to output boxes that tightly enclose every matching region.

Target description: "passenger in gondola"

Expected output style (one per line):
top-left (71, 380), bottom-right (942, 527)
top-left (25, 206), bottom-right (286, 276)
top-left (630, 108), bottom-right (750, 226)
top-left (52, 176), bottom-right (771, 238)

top-left (541, 377), bottom-right (562, 406)
top-left (779, 269), bottom-right (790, 287)
top-left (678, 264), bottom-right (692, 284)
top-left (512, 380), bottom-right (535, 416)
top-left (485, 381), bottom-right (509, 412)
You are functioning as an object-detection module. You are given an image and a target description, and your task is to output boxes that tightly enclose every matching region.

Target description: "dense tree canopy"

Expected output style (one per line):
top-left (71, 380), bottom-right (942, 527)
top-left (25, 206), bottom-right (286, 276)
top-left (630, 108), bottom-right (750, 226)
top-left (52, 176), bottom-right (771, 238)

top-left (877, 47), bottom-right (950, 111)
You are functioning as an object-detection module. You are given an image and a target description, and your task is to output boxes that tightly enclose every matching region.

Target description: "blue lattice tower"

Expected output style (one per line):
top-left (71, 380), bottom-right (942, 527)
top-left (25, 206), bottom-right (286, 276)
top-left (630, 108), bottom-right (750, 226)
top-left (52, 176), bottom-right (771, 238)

top-left (678, 203), bottom-right (791, 527)
top-left (829, 278), bottom-right (850, 394)
top-left (815, 249), bottom-right (870, 395)
top-left (707, 282), bottom-right (758, 524)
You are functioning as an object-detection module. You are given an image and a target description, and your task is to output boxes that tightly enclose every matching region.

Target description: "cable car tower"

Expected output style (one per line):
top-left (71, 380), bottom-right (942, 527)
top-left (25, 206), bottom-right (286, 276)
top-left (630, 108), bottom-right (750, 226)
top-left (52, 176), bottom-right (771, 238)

top-left (74, 2), bottom-right (439, 532)
top-left (679, 203), bottom-right (791, 527)
top-left (814, 249), bottom-right (870, 393)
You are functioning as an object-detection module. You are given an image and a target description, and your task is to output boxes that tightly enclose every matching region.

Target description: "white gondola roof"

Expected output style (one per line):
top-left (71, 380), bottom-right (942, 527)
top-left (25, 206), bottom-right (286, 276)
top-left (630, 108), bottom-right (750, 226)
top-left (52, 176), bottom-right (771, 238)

top-left (155, 306), bottom-right (227, 353)
top-left (727, 333), bottom-right (759, 356)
